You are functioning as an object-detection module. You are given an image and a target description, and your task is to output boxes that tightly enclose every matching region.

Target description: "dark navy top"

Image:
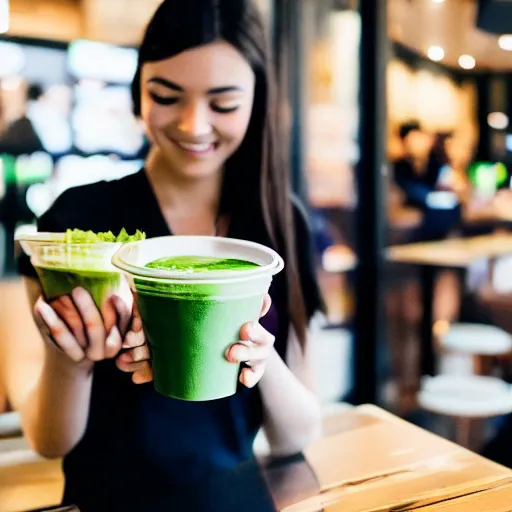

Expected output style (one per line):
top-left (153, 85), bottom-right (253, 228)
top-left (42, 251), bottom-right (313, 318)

top-left (18, 169), bottom-right (321, 512)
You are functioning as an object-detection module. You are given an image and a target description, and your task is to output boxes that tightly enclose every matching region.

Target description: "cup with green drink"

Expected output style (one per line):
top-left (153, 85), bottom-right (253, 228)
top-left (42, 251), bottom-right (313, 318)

top-left (112, 236), bottom-right (284, 401)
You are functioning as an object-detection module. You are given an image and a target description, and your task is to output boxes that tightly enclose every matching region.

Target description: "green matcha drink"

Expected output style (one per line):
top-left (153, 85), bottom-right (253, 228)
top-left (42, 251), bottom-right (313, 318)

top-left (137, 256), bottom-right (261, 401)
top-left (35, 265), bottom-right (122, 309)
top-left (17, 228), bottom-right (145, 309)
top-left (112, 236), bottom-right (284, 401)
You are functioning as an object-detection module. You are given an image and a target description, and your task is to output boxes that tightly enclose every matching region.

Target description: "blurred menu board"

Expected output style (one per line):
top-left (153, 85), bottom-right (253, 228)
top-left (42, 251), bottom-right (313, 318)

top-left (67, 39), bottom-right (146, 159)
top-left (67, 39), bottom-right (138, 84)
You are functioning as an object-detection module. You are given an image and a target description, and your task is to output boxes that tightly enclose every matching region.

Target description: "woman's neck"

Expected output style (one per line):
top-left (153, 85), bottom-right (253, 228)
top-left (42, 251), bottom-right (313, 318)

top-left (145, 149), bottom-right (222, 215)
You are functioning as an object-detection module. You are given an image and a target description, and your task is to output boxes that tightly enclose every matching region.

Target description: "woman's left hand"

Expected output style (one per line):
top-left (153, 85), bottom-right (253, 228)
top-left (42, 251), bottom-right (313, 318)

top-left (226, 294), bottom-right (275, 388)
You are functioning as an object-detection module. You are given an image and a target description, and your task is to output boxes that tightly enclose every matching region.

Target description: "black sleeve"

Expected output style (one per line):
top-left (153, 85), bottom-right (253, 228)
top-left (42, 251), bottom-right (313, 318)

top-left (17, 189), bottom-right (78, 279)
top-left (291, 196), bottom-right (324, 320)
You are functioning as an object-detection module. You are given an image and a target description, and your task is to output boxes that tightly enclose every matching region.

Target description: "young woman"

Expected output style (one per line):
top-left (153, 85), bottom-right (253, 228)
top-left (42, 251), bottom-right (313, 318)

top-left (14, 0), bottom-right (323, 509)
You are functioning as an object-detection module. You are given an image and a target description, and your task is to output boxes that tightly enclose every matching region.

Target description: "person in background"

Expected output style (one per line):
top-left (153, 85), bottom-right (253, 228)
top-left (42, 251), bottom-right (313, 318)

top-left (8, 1), bottom-right (323, 510)
top-left (436, 133), bottom-right (471, 205)
top-left (0, 83), bottom-right (45, 156)
top-left (393, 121), bottom-right (438, 210)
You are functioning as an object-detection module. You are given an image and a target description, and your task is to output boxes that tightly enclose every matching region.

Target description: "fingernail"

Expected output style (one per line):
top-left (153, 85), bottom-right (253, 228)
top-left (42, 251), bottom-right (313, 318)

top-left (37, 301), bottom-right (56, 326)
top-left (71, 287), bottom-right (83, 300)
top-left (106, 326), bottom-right (120, 347)
top-left (242, 370), bottom-right (257, 388)
top-left (226, 346), bottom-right (239, 363)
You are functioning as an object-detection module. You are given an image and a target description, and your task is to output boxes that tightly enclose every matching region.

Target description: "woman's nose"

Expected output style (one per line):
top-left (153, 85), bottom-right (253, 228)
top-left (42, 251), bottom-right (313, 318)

top-left (177, 102), bottom-right (212, 138)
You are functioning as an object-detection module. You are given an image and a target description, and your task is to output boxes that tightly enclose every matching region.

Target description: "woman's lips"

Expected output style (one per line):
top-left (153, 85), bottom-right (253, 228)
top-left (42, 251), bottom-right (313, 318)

top-left (173, 140), bottom-right (218, 156)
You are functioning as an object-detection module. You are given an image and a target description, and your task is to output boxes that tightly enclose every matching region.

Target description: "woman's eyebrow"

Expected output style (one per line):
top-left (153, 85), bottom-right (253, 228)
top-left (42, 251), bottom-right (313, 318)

top-left (147, 77), bottom-right (184, 91)
top-left (207, 86), bottom-right (244, 95)
top-left (147, 77), bottom-right (243, 95)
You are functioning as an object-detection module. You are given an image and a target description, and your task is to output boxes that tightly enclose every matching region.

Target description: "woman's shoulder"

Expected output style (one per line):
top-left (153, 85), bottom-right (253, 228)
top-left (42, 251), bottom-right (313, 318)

top-left (38, 171), bottom-right (143, 233)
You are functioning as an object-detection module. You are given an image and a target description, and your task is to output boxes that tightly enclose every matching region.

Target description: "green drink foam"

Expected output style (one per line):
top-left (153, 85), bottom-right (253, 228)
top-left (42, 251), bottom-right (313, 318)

top-left (146, 256), bottom-right (259, 273)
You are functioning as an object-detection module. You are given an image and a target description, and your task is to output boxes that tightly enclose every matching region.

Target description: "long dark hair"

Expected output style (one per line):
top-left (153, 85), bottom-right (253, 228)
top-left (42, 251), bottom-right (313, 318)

top-left (132, 0), bottom-right (309, 349)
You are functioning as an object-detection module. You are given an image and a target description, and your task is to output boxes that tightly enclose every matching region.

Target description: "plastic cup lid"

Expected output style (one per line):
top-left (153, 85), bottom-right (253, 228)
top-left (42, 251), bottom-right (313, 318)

top-left (111, 235), bottom-right (285, 283)
top-left (15, 232), bottom-right (67, 243)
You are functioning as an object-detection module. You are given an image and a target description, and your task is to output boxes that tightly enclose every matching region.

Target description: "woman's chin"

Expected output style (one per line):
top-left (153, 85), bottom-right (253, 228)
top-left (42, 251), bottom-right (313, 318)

top-left (165, 161), bottom-right (221, 181)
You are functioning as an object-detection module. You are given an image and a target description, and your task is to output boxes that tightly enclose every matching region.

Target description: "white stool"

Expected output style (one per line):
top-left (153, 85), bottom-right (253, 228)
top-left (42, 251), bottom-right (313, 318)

top-left (418, 374), bottom-right (512, 449)
top-left (439, 323), bottom-right (512, 356)
top-left (438, 323), bottom-right (512, 376)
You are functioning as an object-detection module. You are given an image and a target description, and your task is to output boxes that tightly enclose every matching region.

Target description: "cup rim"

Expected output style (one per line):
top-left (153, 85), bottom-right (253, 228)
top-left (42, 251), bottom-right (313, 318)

top-left (111, 235), bottom-right (285, 282)
top-left (16, 232), bottom-right (123, 256)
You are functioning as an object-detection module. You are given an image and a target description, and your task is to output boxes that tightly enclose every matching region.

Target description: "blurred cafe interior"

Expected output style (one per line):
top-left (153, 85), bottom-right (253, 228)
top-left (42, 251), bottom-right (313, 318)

top-left (3, 0), bottom-right (512, 510)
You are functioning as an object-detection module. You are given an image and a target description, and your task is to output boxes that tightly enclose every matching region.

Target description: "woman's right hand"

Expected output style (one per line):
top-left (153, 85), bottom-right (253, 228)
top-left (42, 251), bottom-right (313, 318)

top-left (33, 287), bottom-right (131, 370)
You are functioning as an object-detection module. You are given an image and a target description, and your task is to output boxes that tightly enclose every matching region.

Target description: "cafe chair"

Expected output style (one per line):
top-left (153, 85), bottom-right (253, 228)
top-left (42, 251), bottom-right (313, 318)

top-left (437, 323), bottom-right (512, 375)
top-left (417, 374), bottom-right (512, 450)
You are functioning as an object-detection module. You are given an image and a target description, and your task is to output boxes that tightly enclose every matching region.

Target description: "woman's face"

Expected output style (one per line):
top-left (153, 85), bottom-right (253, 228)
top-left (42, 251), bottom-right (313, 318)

top-left (140, 41), bottom-right (256, 180)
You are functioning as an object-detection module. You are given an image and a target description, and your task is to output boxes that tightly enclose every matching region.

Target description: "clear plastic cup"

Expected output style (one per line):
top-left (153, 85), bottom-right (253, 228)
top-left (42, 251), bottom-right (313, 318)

top-left (16, 232), bottom-right (126, 308)
top-left (112, 236), bottom-right (284, 401)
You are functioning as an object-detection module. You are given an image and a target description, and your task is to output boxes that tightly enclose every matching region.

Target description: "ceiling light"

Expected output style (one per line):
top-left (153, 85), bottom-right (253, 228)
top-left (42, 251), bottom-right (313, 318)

top-left (499, 35), bottom-right (512, 51)
top-left (488, 112), bottom-right (509, 130)
top-left (432, 0), bottom-right (445, 3)
top-left (428, 46), bottom-right (445, 62)
top-left (458, 55), bottom-right (476, 70)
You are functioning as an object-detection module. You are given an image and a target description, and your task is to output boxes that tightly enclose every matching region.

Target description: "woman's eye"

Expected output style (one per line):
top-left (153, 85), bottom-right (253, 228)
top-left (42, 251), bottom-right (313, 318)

top-left (211, 103), bottom-right (240, 114)
top-left (149, 92), bottom-right (179, 105)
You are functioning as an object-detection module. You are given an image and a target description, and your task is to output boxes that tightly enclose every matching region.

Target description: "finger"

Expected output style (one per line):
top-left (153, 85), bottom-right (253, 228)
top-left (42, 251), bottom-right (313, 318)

top-left (133, 363), bottom-right (153, 384)
top-left (240, 363), bottom-right (266, 388)
top-left (239, 321), bottom-right (275, 346)
top-left (121, 329), bottom-right (146, 349)
top-left (104, 326), bottom-right (123, 359)
top-left (227, 342), bottom-right (270, 364)
top-left (100, 297), bottom-right (118, 336)
top-left (130, 344), bottom-right (150, 362)
top-left (116, 357), bottom-right (149, 373)
top-left (118, 344), bottom-right (150, 364)
top-left (110, 295), bottom-right (132, 337)
top-left (49, 295), bottom-right (87, 349)
top-left (131, 295), bottom-right (143, 333)
top-left (260, 294), bottom-right (272, 318)
top-left (34, 298), bottom-right (85, 362)
top-left (71, 287), bottom-right (106, 361)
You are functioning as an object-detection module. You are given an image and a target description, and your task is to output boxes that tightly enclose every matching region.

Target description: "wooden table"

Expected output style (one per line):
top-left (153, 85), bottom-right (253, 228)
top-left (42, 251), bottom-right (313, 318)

top-left (3, 405), bottom-right (512, 512)
top-left (387, 233), bottom-right (512, 267)
top-left (388, 233), bottom-right (512, 376)
top-left (273, 405), bottom-right (512, 512)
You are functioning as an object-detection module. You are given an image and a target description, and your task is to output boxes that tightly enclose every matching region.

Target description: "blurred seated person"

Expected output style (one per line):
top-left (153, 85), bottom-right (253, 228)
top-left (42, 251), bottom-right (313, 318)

top-left (0, 83), bottom-right (45, 156)
top-left (394, 123), bottom-right (463, 241)
top-left (436, 133), bottom-right (472, 204)
top-left (393, 121), bottom-right (438, 210)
